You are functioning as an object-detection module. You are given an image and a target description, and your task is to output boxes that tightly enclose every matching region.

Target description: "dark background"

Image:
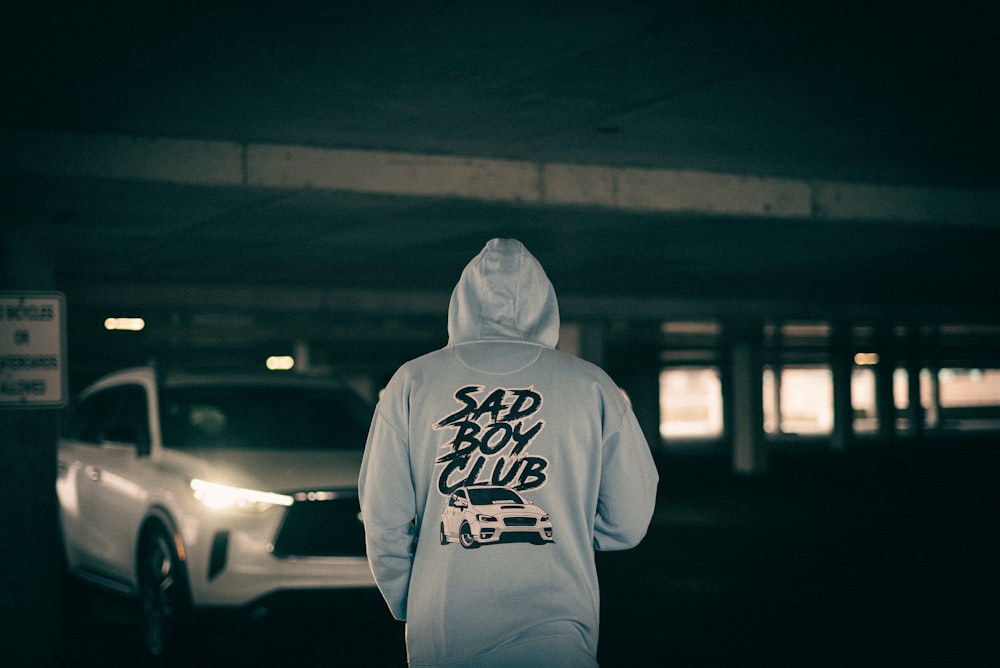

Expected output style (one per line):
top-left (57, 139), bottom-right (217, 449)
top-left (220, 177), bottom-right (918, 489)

top-left (1, 1), bottom-right (998, 665)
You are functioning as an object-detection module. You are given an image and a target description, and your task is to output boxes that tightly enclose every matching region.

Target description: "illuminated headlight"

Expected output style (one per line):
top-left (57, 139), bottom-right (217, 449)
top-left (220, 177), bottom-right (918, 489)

top-left (191, 479), bottom-right (293, 512)
top-left (476, 514), bottom-right (497, 522)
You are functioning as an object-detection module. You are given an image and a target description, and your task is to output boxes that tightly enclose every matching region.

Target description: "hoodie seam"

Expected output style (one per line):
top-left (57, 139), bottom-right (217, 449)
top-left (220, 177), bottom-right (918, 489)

top-left (448, 342), bottom-right (545, 375)
top-left (513, 243), bottom-right (524, 339)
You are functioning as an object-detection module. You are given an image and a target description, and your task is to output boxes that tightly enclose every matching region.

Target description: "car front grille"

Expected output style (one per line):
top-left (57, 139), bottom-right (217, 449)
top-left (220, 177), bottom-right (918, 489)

top-left (271, 490), bottom-right (366, 558)
top-left (503, 517), bottom-right (537, 527)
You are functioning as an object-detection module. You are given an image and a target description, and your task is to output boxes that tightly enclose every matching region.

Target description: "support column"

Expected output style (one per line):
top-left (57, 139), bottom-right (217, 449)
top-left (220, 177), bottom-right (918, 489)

top-left (875, 326), bottom-right (898, 444)
top-left (602, 324), bottom-right (662, 455)
top-left (727, 321), bottom-right (767, 475)
top-left (830, 322), bottom-right (855, 452)
top-left (904, 326), bottom-right (924, 438)
top-left (293, 339), bottom-right (312, 373)
top-left (0, 221), bottom-right (61, 666)
top-left (766, 324), bottom-right (783, 436)
top-left (924, 325), bottom-right (942, 430)
top-left (928, 368), bottom-right (942, 430)
top-left (558, 321), bottom-right (605, 367)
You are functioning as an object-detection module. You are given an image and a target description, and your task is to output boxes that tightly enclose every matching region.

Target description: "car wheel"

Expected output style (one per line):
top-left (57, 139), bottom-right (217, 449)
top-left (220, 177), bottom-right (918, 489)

top-left (459, 522), bottom-right (479, 549)
top-left (439, 523), bottom-right (449, 545)
top-left (139, 526), bottom-right (191, 658)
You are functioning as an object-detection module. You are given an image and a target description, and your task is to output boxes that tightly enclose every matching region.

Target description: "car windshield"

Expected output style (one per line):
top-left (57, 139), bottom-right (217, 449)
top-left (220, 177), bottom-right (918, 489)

top-left (159, 385), bottom-right (372, 451)
top-left (467, 487), bottom-right (525, 505)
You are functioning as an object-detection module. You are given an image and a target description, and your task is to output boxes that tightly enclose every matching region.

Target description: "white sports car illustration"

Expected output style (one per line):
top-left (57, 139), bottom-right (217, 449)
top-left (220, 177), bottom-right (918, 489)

top-left (439, 486), bottom-right (553, 548)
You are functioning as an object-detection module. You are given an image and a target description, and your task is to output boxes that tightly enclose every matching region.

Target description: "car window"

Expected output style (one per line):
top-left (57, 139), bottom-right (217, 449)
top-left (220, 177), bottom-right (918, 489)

top-left (70, 384), bottom-right (149, 449)
top-left (159, 385), bottom-right (372, 451)
top-left (467, 488), bottom-right (524, 505)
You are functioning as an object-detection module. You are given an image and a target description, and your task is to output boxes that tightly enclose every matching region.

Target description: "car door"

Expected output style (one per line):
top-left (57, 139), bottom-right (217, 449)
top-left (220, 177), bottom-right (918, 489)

top-left (60, 385), bottom-right (122, 571)
top-left (65, 383), bottom-right (152, 583)
top-left (442, 489), bottom-right (468, 538)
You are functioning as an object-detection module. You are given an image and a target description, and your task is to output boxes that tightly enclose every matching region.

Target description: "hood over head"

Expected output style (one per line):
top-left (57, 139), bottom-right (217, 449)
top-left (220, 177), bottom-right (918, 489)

top-left (447, 238), bottom-right (559, 348)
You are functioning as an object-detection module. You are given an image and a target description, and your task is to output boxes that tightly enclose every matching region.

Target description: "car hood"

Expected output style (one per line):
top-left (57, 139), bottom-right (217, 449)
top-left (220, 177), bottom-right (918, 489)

top-left (473, 502), bottom-right (547, 516)
top-left (163, 448), bottom-right (364, 492)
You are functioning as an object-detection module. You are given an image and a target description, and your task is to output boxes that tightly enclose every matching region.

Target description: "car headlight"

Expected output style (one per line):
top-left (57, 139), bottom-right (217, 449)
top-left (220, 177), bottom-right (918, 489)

top-left (540, 515), bottom-right (550, 522)
top-left (476, 514), bottom-right (497, 522)
top-left (191, 479), bottom-right (294, 512)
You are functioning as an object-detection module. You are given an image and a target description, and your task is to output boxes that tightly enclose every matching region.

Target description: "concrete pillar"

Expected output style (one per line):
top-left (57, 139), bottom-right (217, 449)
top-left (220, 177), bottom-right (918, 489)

top-left (293, 339), bottom-right (312, 373)
top-left (771, 365), bottom-right (784, 436)
top-left (928, 368), bottom-right (942, 429)
top-left (830, 322), bottom-right (855, 451)
top-left (875, 326), bottom-right (898, 443)
top-left (602, 324), bottom-right (662, 455)
top-left (904, 327), bottom-right (924, 438)
top-left (558, 321), bottom-right (605, 367)
top-left (727, 321), bottom-right (767, 475)
top-left (766, 324), bottom-right (783, 436)
top-left (925, 326), bottom-right (942, 430)
top-left (626, 364), bottom-right (662, 457)
top-left (0, 221), bottom-right (61, 666)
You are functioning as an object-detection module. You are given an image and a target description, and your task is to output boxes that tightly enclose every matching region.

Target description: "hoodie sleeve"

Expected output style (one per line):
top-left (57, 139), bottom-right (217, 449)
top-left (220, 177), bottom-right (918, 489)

top-left (358, 402), bottom-right (416, 621)
top-left (593, 395), bottom-right (659, 551)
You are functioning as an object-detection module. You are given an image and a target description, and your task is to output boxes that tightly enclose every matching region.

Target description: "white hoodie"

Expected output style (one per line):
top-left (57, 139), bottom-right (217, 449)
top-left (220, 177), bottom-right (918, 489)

top-left (359, 238), bottom-right (658, 667)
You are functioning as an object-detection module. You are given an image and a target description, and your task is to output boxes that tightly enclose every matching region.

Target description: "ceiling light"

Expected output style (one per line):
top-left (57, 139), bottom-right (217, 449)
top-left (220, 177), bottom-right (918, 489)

top-left (854, 352), bottom-right (879, 366)
top-left (104, 317), bottom-right (145, 331)
top-left (266, 355), bottom-right (294, 371)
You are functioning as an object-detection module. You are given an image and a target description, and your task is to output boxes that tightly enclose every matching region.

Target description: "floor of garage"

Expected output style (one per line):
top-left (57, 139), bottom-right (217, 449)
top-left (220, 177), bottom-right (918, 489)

top-left (59, 436), bottom-right (998, 667)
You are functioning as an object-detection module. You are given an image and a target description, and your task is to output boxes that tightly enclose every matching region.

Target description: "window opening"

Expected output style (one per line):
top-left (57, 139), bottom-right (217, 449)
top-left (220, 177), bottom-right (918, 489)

top-left (764, 365), bottom-right (833, 436)
top-left (938, 368), bottom-right (1000, 431)
top-left (659, 367), bottom-right (723, 441)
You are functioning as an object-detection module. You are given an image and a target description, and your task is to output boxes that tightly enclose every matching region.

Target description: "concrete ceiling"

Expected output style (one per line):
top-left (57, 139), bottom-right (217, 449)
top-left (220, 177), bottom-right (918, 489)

top-left (2, 1), bottom-right (999, 376)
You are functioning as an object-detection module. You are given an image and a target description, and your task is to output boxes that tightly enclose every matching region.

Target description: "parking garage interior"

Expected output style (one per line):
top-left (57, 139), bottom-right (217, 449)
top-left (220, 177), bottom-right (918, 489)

top-left (2, 2), bottom-right (999, 665)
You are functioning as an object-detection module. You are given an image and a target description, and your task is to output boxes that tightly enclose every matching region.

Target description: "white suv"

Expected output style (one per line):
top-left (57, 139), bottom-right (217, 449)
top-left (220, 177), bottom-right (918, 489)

top-left (57, 367), bottom-right (376, 657)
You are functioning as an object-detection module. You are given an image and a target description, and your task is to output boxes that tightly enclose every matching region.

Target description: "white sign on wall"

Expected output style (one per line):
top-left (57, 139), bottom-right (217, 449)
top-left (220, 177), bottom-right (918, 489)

top-left (0, 292), bottom-right (67, 408)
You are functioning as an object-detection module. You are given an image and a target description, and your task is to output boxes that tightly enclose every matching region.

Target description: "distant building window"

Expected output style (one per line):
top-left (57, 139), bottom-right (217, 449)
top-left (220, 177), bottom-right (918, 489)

top-left (854, 366), bottom-right (999, 433)
top-left (763, 366), bottom-right (833, 436)
top-left (891, 368), bottom-right (938, 432)
top-left (851, 367), bottom-right (878, 433)
top-left (659, 367), bottom-right (723, 440)
top-left (938, 368), bottom-right (1000, 430)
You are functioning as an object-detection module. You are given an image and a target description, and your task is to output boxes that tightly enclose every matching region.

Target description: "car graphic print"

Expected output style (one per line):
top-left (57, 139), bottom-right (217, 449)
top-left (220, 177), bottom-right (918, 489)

top-left (439, 485), bottom-right (553, 548)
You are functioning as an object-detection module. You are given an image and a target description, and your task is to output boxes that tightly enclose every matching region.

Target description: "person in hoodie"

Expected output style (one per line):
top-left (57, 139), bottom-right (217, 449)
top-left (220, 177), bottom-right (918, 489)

top-left (358, 238), bottom-right (658, 667)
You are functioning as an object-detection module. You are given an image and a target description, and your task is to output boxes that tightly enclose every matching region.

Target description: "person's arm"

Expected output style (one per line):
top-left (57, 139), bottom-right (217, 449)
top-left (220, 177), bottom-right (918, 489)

top-left (593, 406), bottom-right (659, 551)
top-left (358, 409), bottom-right (416, 621)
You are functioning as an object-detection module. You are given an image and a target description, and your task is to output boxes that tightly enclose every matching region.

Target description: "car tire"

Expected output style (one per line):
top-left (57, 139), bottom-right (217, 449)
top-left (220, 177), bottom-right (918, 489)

top-left (459, 522), bottom-right (479, 549)
top-left (139, 525), bottom-right (192, 659)
top-left (439, 523), bottom-right (449, 545)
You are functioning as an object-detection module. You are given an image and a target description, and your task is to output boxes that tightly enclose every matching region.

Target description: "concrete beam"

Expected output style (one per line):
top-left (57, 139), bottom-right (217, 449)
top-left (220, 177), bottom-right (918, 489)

top-left (0, 128), bottom-right (243, 186)
top-left (69, 282), bottom-right (1000, 325)
top-left (3, 128), bottom-right (999, 225)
